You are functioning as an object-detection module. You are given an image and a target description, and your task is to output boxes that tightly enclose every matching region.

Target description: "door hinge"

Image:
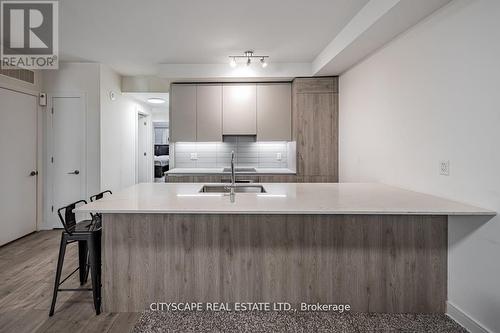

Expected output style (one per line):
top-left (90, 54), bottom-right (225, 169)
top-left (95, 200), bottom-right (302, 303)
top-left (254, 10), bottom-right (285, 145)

top-left (51, 156), bottom-right (54, 163)
top-left (51, 205), bottom-right (54, 212)
top-left (51, 107), bottom-right (54, 114)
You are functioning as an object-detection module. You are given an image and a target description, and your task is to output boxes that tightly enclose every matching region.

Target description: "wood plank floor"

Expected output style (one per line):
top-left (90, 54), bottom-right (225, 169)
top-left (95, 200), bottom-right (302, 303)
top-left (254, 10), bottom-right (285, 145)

top-left (0, 230), bottom-right (138, 333)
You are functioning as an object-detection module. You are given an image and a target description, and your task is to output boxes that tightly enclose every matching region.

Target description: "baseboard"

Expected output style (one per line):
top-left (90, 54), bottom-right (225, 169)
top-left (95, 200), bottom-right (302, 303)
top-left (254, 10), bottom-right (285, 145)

top-left (0, 231), bottom-right (37, 248)
top-left (447, 301), bottom-right (491, 333)
top-left (37, 226), bottom-right (53, 231)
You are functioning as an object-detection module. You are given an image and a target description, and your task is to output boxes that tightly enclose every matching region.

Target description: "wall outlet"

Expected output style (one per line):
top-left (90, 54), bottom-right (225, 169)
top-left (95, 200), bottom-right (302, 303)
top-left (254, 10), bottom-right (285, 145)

top-left (190, 153), bottom-right (198, 160)
top-left (439, 160), bottom-right (450, 176)
top-left (276, 152), bottom-right (282, 161)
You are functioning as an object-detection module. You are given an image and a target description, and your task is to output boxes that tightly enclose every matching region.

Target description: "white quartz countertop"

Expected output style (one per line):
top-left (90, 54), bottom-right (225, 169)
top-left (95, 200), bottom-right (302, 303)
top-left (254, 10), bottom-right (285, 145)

top-left (75, 183), bottom-right (495, 216)
top-left (166, 168), bottom-right (296, 175)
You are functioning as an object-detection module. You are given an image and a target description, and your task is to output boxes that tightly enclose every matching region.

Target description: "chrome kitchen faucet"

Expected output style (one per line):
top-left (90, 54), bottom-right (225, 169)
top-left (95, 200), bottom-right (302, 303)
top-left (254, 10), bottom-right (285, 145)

top-left (229, 151), bottom-right (235, 202)
top-left (222, 151), bottom-right (236, 202)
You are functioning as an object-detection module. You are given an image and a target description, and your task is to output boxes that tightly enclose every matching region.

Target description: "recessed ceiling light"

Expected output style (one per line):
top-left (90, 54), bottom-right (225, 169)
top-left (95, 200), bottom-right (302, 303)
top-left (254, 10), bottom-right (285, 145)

top-left (147, 98), bottom-right (166, 104)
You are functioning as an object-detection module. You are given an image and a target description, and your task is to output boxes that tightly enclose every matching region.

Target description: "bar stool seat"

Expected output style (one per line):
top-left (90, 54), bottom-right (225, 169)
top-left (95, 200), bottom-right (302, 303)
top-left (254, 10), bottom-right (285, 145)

top-left (49, 200), bottom-right (101, 317)
top-left (68, 219), bottom-right (94, 233)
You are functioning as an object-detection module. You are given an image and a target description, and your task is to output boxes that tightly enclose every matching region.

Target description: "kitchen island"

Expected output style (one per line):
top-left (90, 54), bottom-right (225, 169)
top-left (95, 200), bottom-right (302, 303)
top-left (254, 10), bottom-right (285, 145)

top-left (76, 183), bottom-right (494, 313)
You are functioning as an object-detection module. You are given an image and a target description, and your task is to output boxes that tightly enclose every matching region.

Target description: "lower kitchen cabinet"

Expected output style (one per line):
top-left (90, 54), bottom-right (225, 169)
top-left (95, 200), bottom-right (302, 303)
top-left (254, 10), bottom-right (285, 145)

top-left (167, 175), bottom-right (260, 183)
top-left (298, 175), bottom-right (337, 183)
top-left (166, 175), bottom-right (336, 183)
top-left (220, 175), bottom-right (261, 183)
top-left (166, 175), bottom-right (222, 183)
top-left (260, 175), bottom-right (336, 183)
top-left (166, 176), bottom-right (191, 183)
top-left (259, 175), bottom-right (297, 183)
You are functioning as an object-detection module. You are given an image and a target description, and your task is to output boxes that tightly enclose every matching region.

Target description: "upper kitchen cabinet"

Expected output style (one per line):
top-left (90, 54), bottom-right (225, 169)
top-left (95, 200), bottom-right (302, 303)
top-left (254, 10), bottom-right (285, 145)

top-left (223, 84), bottom-right (257, 135)
top-left (292, 77), bottom-right (338, 94)
top-left (197, 84), bottom-right (222, 141)
top-left (170, 84), bottom-right (196, 142)
top-left (257, 83), bottom-right (291, 141)
top-left (171, 82), bottom-right (292, 141)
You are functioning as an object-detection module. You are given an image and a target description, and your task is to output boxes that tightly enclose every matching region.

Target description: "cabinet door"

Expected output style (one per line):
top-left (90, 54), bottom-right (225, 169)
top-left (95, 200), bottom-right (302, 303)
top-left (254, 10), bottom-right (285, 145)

top-left (170, 84), bottom-right (196, 142)
top-left (293, 92), bottom-right (338, 178)
top-left (197, 84), bottom-right (222, 141)
top-left (166, 175), bottom-right (193, 183)
top-left (223, 84), bottom-right (257, 135)
top-left (257, 83), bottom-right (291, 141)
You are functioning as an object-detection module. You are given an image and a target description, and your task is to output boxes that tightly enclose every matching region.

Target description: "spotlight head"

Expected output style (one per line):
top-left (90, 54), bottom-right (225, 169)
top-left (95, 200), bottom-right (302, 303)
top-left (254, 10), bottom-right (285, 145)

top-left (229, 57), bottom-right (237, 68)
top-left (260, 57), bottom-right (268, 68)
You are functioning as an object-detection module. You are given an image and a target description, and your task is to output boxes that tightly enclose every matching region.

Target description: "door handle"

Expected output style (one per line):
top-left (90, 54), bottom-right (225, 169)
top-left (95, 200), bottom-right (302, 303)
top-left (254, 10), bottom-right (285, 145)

top-left (68, 170), bottom-right (80, 175)
top-left (29, 170), bottom-right (38, 176)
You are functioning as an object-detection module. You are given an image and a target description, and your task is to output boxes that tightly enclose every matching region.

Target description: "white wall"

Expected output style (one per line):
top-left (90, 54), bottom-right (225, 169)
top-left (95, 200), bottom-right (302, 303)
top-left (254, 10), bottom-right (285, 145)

top-left (42, 63), bottom-right (153, 222)
top-left (42, 63), bottom-right (101, 228)
top-left (339, 0), bottom-right (500, 332)
top-left (151, 107), bottom-right (169, 122)
top-left (100, 65), bottom-right (153, 192)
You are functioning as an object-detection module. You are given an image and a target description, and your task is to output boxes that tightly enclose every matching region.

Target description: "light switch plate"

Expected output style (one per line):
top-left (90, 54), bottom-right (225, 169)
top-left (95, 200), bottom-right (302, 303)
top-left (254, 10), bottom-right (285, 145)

top-left (439, 160), bottom-right (450, 176)
top-left (276, 153), bottom-right (282, 161)
top-left (190, 153), bottom-right (198, 160)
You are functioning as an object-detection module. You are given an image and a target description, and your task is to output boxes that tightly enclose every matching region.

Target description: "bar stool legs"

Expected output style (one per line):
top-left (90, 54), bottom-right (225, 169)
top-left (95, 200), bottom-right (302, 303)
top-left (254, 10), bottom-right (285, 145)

top-left (49, 230), bottom-right (101, 317)
top-left (88, 231), bottom-right (101, 315)
top-left (49, 233), bottom-right (67, 316)
top-left (78, 240), bottom-right (88, 285)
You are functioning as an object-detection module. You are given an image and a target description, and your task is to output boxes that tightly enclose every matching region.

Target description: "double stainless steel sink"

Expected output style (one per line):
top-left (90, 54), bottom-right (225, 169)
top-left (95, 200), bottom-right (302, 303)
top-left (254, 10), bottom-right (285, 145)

top-left (199, 184), bottom-right (266, 193)
top-left (202, 154), bottom-right (263, 194)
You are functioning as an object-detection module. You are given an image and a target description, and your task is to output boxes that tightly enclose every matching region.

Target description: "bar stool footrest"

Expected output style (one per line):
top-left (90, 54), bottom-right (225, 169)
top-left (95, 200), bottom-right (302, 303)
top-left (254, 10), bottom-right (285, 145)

top-left (58, 288), bottom-right (93, 292)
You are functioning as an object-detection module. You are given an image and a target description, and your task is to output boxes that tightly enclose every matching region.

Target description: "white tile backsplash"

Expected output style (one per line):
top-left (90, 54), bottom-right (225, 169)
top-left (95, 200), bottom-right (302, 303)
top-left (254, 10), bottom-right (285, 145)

top-left (174, 137), bottom-right (294, 169)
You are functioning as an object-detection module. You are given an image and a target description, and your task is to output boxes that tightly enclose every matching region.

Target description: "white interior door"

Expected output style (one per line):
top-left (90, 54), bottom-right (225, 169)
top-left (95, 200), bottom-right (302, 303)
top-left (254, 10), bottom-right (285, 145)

top-left (50, 96), bottom-right (86, 227)
top-left (137, 114), bottom-right (148, 183)
top-left (0, 87), bottom-right (37, 245)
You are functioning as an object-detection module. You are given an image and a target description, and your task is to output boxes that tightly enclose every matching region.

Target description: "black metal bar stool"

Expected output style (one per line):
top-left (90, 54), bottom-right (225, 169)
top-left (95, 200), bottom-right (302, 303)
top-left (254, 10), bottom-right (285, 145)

top-left (81, 190), bottom-right (113, 283)
top-left (90, 190), bottom-right (112, 203)
top-left (89, 190), bottom-right (112, 230)
top-left (49, 200), bottom-right (101, 316)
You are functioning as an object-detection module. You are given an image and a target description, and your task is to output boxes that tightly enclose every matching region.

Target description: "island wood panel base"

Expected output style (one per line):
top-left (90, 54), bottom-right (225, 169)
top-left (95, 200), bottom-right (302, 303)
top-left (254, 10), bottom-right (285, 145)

top-left (102, 214), bottom-right (447, 313)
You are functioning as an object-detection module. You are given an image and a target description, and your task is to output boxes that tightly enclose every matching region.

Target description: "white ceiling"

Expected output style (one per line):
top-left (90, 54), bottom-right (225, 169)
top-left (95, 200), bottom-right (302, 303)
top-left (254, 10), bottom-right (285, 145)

top-left (125, 92), bottom-right (169, 110)
top-left (58, 0), bottom-right (451, 79)
top-left (59, 0), bottom-right (368, 75)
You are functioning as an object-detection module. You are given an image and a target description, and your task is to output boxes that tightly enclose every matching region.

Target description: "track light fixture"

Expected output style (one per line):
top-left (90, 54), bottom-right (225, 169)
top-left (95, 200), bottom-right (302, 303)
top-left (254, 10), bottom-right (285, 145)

top-left (228, 50), bottom-right (269, 68)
